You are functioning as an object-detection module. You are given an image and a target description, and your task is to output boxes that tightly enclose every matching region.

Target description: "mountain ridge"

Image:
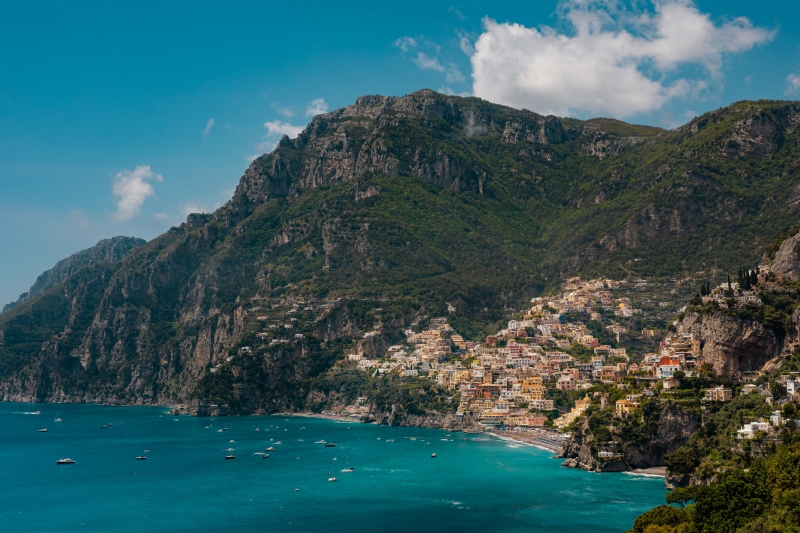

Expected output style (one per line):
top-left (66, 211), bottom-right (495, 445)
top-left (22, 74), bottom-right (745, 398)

top-left (1, 89), bottom-right (799, 409)
top-left (2, 236), bottom-right (147, 313)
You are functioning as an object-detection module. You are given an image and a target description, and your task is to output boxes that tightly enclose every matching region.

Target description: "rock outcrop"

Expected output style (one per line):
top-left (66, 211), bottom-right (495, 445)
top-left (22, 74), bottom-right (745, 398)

top-left (770, 230), bottom-right (800, 280)
top-left (561, 403), bottom-right (699, 473)
top-left (680, 312), bottom-right (781, 377)
top-left (2, 236), bottom-right (146, 313)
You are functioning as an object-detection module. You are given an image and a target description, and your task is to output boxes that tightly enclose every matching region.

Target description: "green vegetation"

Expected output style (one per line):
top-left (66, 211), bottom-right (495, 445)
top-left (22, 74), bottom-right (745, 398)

top-left (2, 90), bottom-right (800, 407)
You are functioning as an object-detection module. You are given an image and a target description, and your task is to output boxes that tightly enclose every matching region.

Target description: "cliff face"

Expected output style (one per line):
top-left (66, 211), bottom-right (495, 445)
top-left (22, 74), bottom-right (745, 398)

top-left (2, 236), bottom-right (146, 313)
top-left (2, 91), bottom-right (800, 410)
top-left (771, 231), bottom-right (800, 280)
top-left (561, 403), bottom-right (699, 473)
top-left (680, 312), bottom-right (781, 377)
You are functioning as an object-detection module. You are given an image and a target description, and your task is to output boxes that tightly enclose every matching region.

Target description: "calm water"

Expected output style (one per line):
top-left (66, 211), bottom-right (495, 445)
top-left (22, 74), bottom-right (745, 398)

top-left (1, 403), bottom-right (664, 532)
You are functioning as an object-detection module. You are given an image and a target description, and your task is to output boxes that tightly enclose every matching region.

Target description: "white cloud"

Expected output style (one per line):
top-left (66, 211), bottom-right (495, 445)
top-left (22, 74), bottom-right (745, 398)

top-left (248, 120), bottom-right (305, 160)
top-left (112, 165), bottom-right (163, 221)
top-left (202, 118), bottom-right (215, 140)
top-left (471, 1), bottom-right (774, 118)
top-left (180, 201), bottom-right (205, 218)
top-left (413, 52), bottom-right (445, 72)
top-left (456, 29), bottom-right (475, 55)
top-left (305, 98), bottom-right (329, 116)
top-left (264, 120), bottom-right (304, 138)
top-left (271, 102), bottom-right (294, 117)
top-left (787, 74), bottom-right (800, 95)
top-left (448, 7), bottom-right (466, 21)
top-left (446, 64), bottom-right (465, 83)
top-left (393, 36), bottom-right (417, 52)
top-left (438, 86), bottom-right (472, 97)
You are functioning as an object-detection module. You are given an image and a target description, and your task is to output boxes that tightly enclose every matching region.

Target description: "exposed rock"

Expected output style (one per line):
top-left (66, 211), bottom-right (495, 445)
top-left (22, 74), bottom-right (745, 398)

top-left (2, 236), bottom-right (146, 313)
top-left (770, 230), bottom-right (800, 280)
top-left (561, 403), bottom-right (699, 474)
top-left (681, 312), bottom-right (780, 377)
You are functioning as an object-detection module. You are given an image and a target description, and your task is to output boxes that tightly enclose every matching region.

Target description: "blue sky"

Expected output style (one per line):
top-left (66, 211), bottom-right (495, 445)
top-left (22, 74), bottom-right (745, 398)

top-left (1, 0), bottom-right (799, 306)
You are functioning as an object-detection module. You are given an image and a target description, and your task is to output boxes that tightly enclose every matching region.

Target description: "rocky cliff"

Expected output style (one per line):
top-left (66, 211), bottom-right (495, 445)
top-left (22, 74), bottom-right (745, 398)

top-left (561, 403), bottom-right (700, 473)
top-left (679, 312), bottom-right (781, 377)
top-left (2, 91), bottom-right (800, 411)
top-left (2, 236), bottom-right (146, 313)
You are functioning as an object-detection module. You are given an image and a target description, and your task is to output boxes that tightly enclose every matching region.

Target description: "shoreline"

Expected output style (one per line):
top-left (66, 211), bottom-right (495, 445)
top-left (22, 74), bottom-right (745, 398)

top-left (487, 429), bottom-right (565, 454)
top-left (626, 467), bottom-right (667, 477)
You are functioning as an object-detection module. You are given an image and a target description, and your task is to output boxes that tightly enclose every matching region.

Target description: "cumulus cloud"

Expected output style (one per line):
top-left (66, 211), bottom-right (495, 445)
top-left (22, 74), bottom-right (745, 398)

top-left (787, 73), bottom-right (800, 95)
top-left (305, 98), bottom-right (329, 116)
top-left (471, 0), bottom-right (774, 117)
top-left (202, 118), bottom-right (215, 140)
top-left (112, 165), bottom-right (162, 221)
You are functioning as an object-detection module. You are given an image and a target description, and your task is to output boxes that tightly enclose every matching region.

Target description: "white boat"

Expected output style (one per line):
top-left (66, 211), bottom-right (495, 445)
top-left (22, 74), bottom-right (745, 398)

top-left (274, 441), bottom-right (282, 445)
top-left (56, 458), bottom-right (75, 464)
top-left (431, 453), bottom-right (437, 458)
top-left (136, 456), bottom-right (147, 460)
top-left (38, 428), bottom-right (48, 433)
top-left (266, 447), bottom-right (276, 451)
top-left (341, 467), bottom-right (354, 473)
top-left (328, 465), bottom-right (337, 482)
top-left (315, 440), bottom-right (326, 444)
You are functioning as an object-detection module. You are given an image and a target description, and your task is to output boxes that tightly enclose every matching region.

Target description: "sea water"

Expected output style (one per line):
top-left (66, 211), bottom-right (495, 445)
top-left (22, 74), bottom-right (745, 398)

top-left (1, 403), bottom-right (664, 532)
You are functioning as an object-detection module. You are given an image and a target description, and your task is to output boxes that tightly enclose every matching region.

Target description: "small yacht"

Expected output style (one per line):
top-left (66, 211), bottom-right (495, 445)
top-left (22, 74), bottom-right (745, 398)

top-left (136, 456), bottom-right (147, 460)
top-left (38, 428), bottom-right (48, 433)
top-left (107, 423), bottom-right (114, 427)
top-left (56, 458), bottom-right (76, 464)
top-left (431, 453), bottom-right (437, 458)
top-left (101, 425), bottom-right (109, 428)
top-left (263, 454), bottom-right (270, 459)
top-left (274, 441), bottom-right (282, 445)
top-left (341, 467), bottom-right (355, 473)
top-left (328, 465), bottom-right (337, 482)
top-left (315, 440), bottom-right (326, 444)
top-left (225, 448), bottom-right (234, 452)
top-left (54, 417), bottom-right (62, 422)
top-left (223, 428), bottom-right (230, 431)
top-left (266, 447), bottom-right (276, 451)
top-left (144, 450), bottom-right (150, 453)
top-left (217, 429), bottom-right (223, 432)
top-left (324, 443), bottom-right (337, 448)
top-left (230, 440), bottom-right (235, 443)
top-left (225, 455), bottom-right (235, 460)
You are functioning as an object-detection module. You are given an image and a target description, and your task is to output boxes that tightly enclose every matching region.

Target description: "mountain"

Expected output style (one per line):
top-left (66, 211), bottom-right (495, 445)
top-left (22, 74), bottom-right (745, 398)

top-left (2, 236), bottom-right (146, 313)
top-left (1, 89), bottom-right (800, 409)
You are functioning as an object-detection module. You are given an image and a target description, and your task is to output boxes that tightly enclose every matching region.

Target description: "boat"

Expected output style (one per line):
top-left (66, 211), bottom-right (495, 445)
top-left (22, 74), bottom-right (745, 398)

top-left (34, 411), bottom-right (41, 415)
top-left (107, 423), bottom-right (114, 427)
top-left (431, 453), bottom-right (437, 458)
top-left (136, 456), bottom-right (147, 460)
top-left (341, 467), bottom-right (355, 473)
top-left (101, 425), bottom-right (109, 428)
top-left (266, 447), bottom-right (276, 451)
top-left (225, 448), bottom-right (234, 451)
top-left (263, 454), bottom-right (270, 458)
top-left (54, 418), bottom-right (62, 422)
top-left (38, 428), bottom-right (48, 433)
top-left (315, 440), bottom-right (326, 444)
top-left (217, 429), bottom-right (223, 432)
top-left (56, 458), bottom-right (76, 464)
top-left (223, 428), bottom-right (230, 431)
top-left (225, 455), bottom-right (236, 460)
top-left (230, 440), bottom-right (235, 443)
top-left (274, 441), bottom-right (282, 445)
top-left (327, 464), bottom-right (336, 482)
top-left (324, 443), bottom-right (337, 448)
top-left (144, 450), bottom-right (150, 452)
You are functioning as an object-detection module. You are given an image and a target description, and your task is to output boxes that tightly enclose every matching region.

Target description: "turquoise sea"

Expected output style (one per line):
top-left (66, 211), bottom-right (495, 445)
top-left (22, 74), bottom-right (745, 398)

top-left (2, 403), bottom-right (665, 532)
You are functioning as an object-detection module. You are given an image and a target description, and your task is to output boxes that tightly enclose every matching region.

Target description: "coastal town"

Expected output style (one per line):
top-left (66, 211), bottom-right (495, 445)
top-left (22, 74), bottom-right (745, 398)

top-left (323, 273), bottom-right (799, 452)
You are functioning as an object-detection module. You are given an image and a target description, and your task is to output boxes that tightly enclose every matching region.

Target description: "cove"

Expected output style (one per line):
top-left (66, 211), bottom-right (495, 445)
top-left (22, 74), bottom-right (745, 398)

top-left (2, 403), bottom-right (664, 533)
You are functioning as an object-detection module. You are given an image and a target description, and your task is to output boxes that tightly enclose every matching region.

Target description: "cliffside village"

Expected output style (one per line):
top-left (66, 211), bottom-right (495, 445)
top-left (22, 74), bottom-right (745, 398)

top-left (338, 277), bottom-right (798, 444)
